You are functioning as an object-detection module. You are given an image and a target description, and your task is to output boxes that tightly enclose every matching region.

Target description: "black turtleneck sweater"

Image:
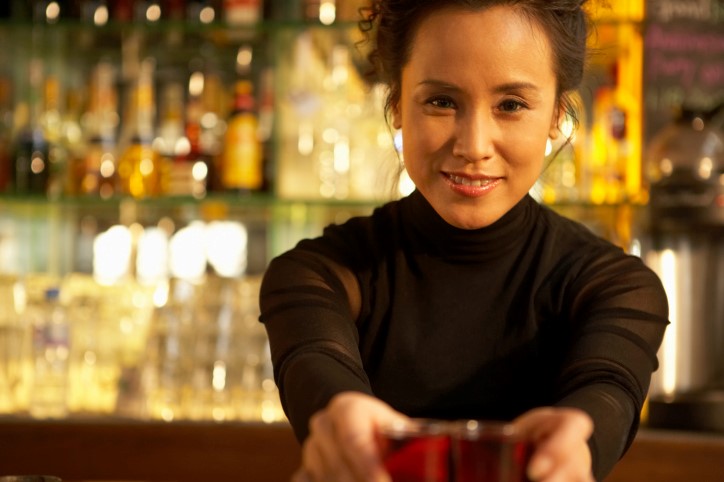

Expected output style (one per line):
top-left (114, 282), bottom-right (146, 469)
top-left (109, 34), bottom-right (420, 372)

top-left (259, 191), bottom-right (669, 480)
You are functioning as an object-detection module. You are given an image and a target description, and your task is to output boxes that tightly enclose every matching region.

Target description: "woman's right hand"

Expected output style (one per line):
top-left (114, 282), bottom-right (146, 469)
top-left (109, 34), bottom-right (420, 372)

top-left (291, 391), bottom-right (408, 482)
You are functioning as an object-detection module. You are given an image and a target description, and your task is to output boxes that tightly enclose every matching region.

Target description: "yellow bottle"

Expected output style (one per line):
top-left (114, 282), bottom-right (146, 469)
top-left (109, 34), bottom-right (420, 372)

top-left (220, 80), bottom-right (263, 192)
top-left (117, 62), bottom-right (162, 198)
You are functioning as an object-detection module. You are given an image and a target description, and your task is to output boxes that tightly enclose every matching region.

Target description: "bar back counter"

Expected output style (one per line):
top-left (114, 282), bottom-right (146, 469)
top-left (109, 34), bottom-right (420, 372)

top-left (1, 419), bottom-right (723, 482)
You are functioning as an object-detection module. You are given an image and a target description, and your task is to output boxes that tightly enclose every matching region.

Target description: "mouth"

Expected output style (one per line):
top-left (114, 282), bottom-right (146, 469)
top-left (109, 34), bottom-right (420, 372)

top-left (443, 172), bottom-right (502, 197)
top-left (446, 173), bottom-right (499, 187)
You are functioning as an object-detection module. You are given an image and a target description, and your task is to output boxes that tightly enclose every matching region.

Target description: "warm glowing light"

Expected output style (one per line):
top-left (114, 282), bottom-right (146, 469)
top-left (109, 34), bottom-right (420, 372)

top-left (136, 228), bottom-right (169, 284)
top-left (698, 157), bottom-right (713, 180)
top-left (212, 361), bottom-right (227, 391)
top-left (93, 225), bottom-right (133, 284)
top-left (660, 249), bottom-right (678, 395)
top-left (189, 72), bottom-right (204, 97)
top-left (140, 158), bottom-right (154, 176)
top-left (236, 46), bottom-right (253, 71)
top-left (94, 5), bottom-right (109, 25)
top-left (192, 161), bottom-right (208, 181)
top-left (319, 1), bottom-right (336, 25)
top-left (146, 3), bottom-right (162, 22)
top-left (169, 222), bottom-right (207, 281)
top-left (30, 154), bottom-right (46, 174)
top-left (46, 2), bottom-right (60, 22)
top-left (199, 6), bottom-right (215, 23)
top-left (205, 221), bottom-right (248, 278)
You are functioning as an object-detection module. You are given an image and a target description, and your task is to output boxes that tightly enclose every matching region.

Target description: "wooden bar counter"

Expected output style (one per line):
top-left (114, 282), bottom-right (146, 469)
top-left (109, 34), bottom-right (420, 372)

top-left (1, 417), bottom-right (722, 481)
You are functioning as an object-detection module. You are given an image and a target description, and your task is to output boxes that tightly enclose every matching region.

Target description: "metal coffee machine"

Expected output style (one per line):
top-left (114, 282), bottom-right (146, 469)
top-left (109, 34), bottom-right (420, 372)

top-left (641, 105), bottom-right (724, 432)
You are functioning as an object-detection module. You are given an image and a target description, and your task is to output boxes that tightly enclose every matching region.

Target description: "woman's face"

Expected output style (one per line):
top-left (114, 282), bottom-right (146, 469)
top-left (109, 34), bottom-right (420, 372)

top-left (392, 6), bottom-right (560, 229)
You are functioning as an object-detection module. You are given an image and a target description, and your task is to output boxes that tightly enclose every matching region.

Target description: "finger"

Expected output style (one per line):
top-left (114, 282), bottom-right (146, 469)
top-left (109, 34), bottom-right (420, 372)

top-left (335, 414), bottom-right (390, 482)
top-left (329, 398), bottom-right (404, 482)
top-left (291, 468), bottom-right (311, 482)
top-left (307, 413), bottom-right (356, 482)
top-left (513, 408), bottom-right (593, 481)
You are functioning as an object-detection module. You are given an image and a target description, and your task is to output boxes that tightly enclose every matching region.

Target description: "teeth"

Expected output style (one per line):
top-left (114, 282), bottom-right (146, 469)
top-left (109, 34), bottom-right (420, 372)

top-left (448, 174), bottom-right (494, 187)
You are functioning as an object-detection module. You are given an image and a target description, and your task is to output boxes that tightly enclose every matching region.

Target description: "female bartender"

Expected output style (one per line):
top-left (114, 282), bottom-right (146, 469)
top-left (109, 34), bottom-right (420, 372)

top-left (259, 1), bottom-right (669, 480)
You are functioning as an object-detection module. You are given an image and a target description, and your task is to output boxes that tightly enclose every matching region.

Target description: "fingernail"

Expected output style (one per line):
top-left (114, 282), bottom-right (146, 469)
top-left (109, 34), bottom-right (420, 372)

top-left (527, 455), bottom-right (553, 480)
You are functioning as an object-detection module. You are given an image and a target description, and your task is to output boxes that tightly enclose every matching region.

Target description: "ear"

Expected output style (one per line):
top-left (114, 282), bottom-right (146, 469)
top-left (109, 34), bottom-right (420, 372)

top-left (391, 101), bottom-right (402, 130)
top-left (549, 102), bottom-right (564, 140)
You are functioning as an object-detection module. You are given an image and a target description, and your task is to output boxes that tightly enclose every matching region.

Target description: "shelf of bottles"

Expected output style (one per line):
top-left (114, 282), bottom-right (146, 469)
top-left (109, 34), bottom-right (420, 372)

top-left (0, 0), bottom-right (647, 422)
top-left (0, 0), bottom-right (389, 424)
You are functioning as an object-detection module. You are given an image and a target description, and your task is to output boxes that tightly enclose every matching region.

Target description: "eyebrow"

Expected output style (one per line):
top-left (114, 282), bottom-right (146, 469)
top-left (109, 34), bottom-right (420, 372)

top-left (417, 79), bottom-right (541, 94)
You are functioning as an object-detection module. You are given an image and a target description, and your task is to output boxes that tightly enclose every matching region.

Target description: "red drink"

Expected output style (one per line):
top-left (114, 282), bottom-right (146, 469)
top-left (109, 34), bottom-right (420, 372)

top-left (451, 421), bottom-right (532, 482)
top-left (379, 420), bottom-right (451, 482)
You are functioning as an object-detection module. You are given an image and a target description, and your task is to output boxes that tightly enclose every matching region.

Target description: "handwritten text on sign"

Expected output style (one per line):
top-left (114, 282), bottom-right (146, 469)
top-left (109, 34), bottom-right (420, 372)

top-left (644, 0), bottom-right (723, 139)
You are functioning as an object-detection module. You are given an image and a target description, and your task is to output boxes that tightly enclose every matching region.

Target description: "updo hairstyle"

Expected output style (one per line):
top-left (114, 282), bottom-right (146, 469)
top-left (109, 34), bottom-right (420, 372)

top-left (360, 0), bottom-right (592, 130)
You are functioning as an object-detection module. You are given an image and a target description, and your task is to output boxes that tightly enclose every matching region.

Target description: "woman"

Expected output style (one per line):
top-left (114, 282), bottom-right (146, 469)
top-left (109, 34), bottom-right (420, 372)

top-left (259, 1), bottom-right (669, 480)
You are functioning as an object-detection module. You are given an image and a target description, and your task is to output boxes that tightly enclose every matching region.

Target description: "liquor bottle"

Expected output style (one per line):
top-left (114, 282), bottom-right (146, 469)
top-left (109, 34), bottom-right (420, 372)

top-left (0, 76), bottom-right (12, 192)
top-left (182, 84), bottom-right (217, 196)
top-left (29, 287), bottom-right (71, 419)
top-left (71, 61), bottom-right (119, 198)
top-left (589, 64), bottom-right (628, 205)
top-left (219, 79), bottom-right (263, 193)
top-left (117, 60), bottom-right (162, 198)
top-left (58, 85), bottom-right (86, 196)
top-left (40, 75), bottom-right (69, 198)
top-left (223, 0), bottom-right (262, 25)
top-left (185, 68), bottom-right (226, 193)
top-left (257, 67), bottom-right (274, 192)
top-left (317, 44), bottom-right (354, 199)
top-left (277, 31), bottom-right (323, 199)
top-left (157, 80), bottom-right (193, 196)
top-left (11, 59), bottom-right (51, 195)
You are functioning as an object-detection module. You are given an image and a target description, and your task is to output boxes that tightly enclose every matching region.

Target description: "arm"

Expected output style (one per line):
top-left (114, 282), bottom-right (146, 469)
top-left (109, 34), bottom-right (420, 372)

top-left (259, 246), bottom-right (371, 442)
top-left (260, 247), bottom-right (409, 482)
top-left (553, 250), bottom-right (669, 479)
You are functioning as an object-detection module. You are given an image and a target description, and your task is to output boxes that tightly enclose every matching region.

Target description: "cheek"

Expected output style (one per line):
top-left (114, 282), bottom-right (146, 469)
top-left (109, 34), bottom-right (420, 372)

top-left (402, 116), bottom-right (452, 157)
top-left (502, 121), bottom-right (551, 168)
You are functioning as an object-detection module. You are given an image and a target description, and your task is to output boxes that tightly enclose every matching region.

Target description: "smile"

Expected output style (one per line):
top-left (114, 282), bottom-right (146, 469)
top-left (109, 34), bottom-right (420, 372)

top-left (446, 173), bottom-right (498, 187)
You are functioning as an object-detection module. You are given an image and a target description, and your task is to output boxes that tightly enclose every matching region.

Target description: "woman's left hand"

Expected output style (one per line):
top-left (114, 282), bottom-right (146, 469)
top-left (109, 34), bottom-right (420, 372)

top-left (512, 407), bottom-right (595, 482)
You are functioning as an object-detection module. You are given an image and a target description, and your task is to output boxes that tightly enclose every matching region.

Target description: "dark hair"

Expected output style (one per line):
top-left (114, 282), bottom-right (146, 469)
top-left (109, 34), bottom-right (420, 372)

top-left (360, 0), bottom-right (591, 130)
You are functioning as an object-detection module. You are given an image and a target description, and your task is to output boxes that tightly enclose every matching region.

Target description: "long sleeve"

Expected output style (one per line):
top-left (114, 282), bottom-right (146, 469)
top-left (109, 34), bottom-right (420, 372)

top-left (258, 192), bottom-right (669, 481)
top-left (259, 248), bottom-right (372, 442)
top-left (552, 249), bottom-right (669, 479)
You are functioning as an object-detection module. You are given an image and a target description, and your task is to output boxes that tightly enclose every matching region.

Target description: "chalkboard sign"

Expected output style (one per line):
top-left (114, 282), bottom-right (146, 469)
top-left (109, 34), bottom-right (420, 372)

top-left (644, 0), bottom-right (724, 141)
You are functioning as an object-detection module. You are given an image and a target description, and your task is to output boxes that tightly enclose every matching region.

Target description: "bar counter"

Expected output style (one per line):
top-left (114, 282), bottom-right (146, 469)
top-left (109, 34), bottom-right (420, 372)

top-left (0, 417), bottom-right (722, 481)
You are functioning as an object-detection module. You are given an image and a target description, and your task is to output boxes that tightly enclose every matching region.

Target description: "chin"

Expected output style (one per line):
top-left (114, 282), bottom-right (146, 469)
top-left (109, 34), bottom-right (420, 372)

top-left (444, 211), bottom-right (499, 230)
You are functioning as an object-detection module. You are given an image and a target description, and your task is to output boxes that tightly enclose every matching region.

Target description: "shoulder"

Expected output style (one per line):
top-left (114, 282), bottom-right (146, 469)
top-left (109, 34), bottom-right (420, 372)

top-left (273, 197), bottom-right (405, 269)
top-left (535, 205), bottom-right (668, 318)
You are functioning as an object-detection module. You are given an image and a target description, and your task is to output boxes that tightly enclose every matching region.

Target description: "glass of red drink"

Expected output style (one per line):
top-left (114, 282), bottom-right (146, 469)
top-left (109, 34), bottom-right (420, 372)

top-left (378, 419), bottom-right (451, 482)
top-left (451, 420), bottom-right (532, 482)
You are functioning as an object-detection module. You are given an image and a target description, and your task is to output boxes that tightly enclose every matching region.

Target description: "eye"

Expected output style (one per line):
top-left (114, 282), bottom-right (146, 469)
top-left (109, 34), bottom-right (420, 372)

top-left (428, 96), bottom-right (456, 109)
top-left (498, 99), bottom-right (526, 113)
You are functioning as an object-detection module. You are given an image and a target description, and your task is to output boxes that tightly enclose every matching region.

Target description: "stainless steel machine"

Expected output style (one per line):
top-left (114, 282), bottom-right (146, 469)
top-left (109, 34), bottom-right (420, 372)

top-left (642, 104), bottom-right (724, 432)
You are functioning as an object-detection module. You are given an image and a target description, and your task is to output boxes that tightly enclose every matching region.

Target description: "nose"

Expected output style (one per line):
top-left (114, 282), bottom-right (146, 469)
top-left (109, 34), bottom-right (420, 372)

top-left (452, 109), bottom-right (495, 163)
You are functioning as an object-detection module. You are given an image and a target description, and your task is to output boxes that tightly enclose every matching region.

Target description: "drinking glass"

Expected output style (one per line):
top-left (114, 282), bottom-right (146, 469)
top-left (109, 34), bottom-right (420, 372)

top-left (451, 420), bottom-right (532, 482)
top-left (378, 419), bottom-right (451, 482)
